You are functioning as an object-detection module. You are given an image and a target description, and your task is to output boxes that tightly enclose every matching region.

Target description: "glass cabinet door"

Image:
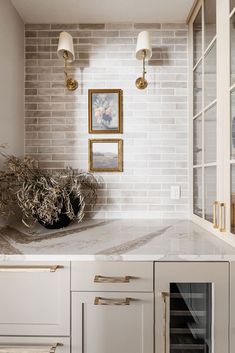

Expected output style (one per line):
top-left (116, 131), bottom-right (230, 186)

top-left (155, 262), bottom-right (229, 353)
top-left (192, 0), bottom-right (217, 226)
top-left (169, 283), bottom-right (212, 353)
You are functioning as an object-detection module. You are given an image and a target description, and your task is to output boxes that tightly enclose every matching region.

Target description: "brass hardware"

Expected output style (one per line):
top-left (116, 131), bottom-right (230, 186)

top-left (213, 201), bottom-right (219, 228)
top-left (50, 343), bottom-right (63, 353)
top-left (161, 292), bottom-right (169, 353)
top-left (136, 49), bottom-right (148, 89)
top-left (63, 50), bottom-right (78, 91)
top-left (219, 202), bottom-right (226, 232)
top-left (0, 343), bottom-right (63, 352)
top-left (94, 297), bottom-right (130, 305)
top-left (94, 275), bottom-right (130, 283)
top-left (0, 265), bottom-right (63, 272)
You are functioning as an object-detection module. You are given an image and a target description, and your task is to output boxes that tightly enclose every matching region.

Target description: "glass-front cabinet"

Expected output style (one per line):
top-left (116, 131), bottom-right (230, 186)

top-left (190, 0), bottom-right (235, 241)
top-left (191, 0), bottom-right (217, 229)
top-left (155, 262), bottom-right (229, 353)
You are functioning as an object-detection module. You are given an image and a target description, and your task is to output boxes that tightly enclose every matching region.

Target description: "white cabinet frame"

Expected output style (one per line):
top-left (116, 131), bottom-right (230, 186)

top-left (189, 0), bottom-right (235, 247)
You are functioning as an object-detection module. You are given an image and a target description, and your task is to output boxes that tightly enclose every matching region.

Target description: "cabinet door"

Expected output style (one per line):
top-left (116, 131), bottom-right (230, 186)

top-left (223, 0), bottom-right (235, 238)
top-left (155, 262), bottom-right (229, 353)
top-left (190, 0), bottom-right (219, 231)
top-left (0, 262), bottom-right (70, 336)
top-left (72, 292), bottom-right (153, 353)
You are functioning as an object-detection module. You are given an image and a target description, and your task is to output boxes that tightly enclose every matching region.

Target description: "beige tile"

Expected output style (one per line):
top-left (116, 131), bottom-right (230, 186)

top-left (134, 23), bottom-right (161, 29)
top-left (25, 31), bottom-right (37, 37)
top-left (79, 24), bottom-right (105, 29)
top-left (24, 21), bottom-right (189, 218)
top-left (25, 24), bottom-right (51, 30)
top-left (51, 24), bottom-right (78, 30)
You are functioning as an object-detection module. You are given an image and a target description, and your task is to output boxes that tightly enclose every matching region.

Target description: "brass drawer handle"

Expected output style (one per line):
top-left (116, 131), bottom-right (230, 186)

top-left (94, 275), bottom-right (130, 283)
top-left (213, 201), bottom-right (219, 228)
top-left (0, 343), bottom-right (63, 352)
top-left (219, 202), bottom-right (226, 232)
top-left (94, 297), bottom-right (130, 305)
top-left (161, 292), bottom-right (169, 353)
top-left (0, 265), bottom-right (63, 272)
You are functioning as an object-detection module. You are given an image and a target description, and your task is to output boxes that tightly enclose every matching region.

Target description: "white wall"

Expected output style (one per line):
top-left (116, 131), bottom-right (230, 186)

top-left (0, 0), bottom-right (24, 157)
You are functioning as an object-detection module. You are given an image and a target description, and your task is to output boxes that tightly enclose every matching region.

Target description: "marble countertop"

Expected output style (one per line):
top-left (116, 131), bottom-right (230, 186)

top-left (1, 219), bottom-right (235, 261)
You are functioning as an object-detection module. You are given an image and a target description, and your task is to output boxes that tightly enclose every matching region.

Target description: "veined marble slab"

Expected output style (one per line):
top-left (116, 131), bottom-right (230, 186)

top-left (1, 219), bottom-right (235, 261)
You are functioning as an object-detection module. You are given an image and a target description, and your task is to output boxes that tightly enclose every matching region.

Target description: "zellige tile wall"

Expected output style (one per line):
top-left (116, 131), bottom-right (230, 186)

top-left (25, 23), bottom-right (188, 219)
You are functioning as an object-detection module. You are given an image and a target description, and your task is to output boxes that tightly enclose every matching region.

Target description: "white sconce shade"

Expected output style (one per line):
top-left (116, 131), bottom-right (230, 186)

top-left (135, 31), bottom-right (152, 60)
top-left (57, 31), bottom-right (75, 62)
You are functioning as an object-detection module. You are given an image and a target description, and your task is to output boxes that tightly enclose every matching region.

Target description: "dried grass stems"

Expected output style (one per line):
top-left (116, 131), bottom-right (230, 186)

top-left (0, 145), bottom-right (98, 227)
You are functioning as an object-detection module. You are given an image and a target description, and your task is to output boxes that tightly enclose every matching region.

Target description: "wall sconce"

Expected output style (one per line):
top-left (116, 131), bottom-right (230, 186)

top-left (57, 31), bottom-right (78, 91)
top-left (135, 31), bottom-right (152, 89)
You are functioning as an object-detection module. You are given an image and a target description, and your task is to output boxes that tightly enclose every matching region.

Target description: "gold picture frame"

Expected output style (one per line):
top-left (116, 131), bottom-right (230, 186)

top-left (88, 89), bottom-right (123, 134)
top-left (89, 139), bottom-right (123, 172)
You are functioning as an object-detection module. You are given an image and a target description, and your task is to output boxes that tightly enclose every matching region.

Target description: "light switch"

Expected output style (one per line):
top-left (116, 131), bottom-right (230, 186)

top-left (170, 185), bottom-right (181, 200)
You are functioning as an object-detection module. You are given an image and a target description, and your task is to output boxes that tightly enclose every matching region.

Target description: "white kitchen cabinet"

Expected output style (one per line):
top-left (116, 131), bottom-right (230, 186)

top-left (0, 337), bottom-right (70, 353)
top-left (71, 291), bottom-right (154, 353)
top-left (189, 0), bottom-right (235, 243)
top-left (0, 262), bottom-right (70, 336)
top-left (155, 262), bottom-right (229, 353)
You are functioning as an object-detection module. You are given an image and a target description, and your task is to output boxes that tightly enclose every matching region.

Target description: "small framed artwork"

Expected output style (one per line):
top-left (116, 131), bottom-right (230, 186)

top-left (88, 89), bottom-right (122, 133)
top-left (89, 139), bottom-right (123, 172)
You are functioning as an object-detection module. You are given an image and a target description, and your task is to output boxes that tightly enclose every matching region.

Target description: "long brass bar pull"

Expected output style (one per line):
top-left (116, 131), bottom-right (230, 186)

top-left (0, 343), bottom-right (63, 353)
top-left (161, 292), bottom-right (169, 353)
top-left (219, 202), bottom-right (226, 232)
top-left (94, 275), bottom-right (130, 283)
top-left (213, 201), bottom-right (219, 228)
top-left (94, 297), bottom-right (130, 305)
top-left (0, 265), bottom-right (63, 272)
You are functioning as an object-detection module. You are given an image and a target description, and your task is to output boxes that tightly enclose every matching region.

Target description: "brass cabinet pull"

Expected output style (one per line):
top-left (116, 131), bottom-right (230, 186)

top-left (213, 201), bottom-right (219, 228)
top-left (0, 265), bottom-right (63, 272)
top-left (219, 202), bottom-right (226, 232)
top-left (0, 343), bottom-right (63, 352)
top-left (94, 297), bottom-right (130, 305)
top-left (161, 292), bottom-right (169, 353)
top-left (94, 275), bottom-right (130, 283)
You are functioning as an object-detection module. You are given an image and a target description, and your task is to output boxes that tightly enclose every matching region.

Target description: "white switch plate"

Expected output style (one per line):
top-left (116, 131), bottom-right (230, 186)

top-left (170, 185), bottom-right (181, 200)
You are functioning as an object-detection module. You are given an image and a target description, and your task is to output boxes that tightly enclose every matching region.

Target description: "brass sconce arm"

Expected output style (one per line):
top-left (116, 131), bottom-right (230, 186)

top-left (135, 49), bottom-right (148, 90)
top-left (63, 50), bottom-right (78, 91)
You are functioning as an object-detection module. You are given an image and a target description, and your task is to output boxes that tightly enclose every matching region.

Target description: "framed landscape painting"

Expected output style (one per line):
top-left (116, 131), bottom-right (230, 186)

top-left (88, 89), bottom-right (122, 133)
top-left (89, 139), bottom-right (123, 172)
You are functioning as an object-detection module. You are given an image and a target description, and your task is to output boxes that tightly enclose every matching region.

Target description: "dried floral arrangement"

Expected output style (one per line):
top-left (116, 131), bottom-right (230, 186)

top-left (0, 144), bottom-right (98, 228)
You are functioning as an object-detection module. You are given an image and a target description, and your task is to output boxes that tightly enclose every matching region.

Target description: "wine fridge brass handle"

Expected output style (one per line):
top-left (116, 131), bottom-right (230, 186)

top-left (213, 201), bottom-right (219, 228)
top-left (161, 292), bottom-right (169, 353)
top-left (0, 265), bottom-right (63, 272)
top-left (219, 202), bottom-right (226, 232)
top-left (94, 297), bottom-right (130, 305)
top-left (0, 343), bottom-right (63, 352)
top-left (94, 275), bottom-right (130, 283)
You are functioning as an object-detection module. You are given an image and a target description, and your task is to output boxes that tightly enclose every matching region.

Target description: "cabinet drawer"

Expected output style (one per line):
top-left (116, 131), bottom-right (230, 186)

top-left (0, 262), bottom-right (70, 336)
top-left (71, 262), bottom-right (153, 292)
top-left (0, 337), bottom-right (70, 353)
